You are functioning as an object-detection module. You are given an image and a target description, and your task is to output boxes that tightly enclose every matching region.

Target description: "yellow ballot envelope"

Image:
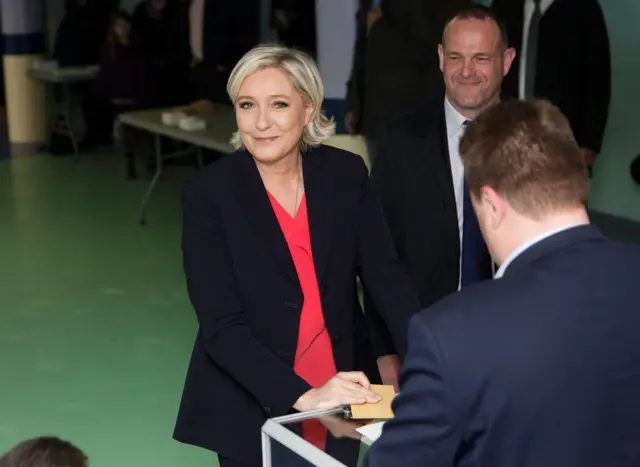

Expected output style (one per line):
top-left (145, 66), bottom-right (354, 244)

top-left (349, 384), bottom-right (396, 420)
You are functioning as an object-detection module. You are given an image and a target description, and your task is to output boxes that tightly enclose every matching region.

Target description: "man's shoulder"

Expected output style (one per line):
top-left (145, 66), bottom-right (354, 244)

top-left (416, 277), bottom-right (520, 336)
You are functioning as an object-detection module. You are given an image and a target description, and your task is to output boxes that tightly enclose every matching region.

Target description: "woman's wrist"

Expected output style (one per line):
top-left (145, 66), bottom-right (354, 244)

top-left (294, 388), bottom-right (317, 412)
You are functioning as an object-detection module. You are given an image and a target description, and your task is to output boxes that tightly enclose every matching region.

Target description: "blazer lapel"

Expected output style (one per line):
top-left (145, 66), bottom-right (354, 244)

top-left (433, 112), bottom-right (458, 208)
top-left (233, 151), bottom-right (300, 286)
top-left (303, 148), bottom-right (332, 285)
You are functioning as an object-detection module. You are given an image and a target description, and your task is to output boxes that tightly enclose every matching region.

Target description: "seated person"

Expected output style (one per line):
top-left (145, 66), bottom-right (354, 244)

top-left (94, 10), bottom-right (153, 109)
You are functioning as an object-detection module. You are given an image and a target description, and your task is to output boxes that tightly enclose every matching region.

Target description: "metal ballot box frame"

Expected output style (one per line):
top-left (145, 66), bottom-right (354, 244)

top-left (261, 407), bottom-right (375, 467)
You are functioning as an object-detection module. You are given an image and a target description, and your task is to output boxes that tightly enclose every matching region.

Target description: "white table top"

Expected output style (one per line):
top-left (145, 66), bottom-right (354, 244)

top-left (119, 106), bottom-right (237, 154)
top-left (29, 65), bottom-right (99, 83)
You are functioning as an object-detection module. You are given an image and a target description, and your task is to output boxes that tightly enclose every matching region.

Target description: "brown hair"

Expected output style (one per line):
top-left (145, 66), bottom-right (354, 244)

top-left (0, 436), bottom-right (87, 467)
top-left (459, 99), bottom-right (589, 219)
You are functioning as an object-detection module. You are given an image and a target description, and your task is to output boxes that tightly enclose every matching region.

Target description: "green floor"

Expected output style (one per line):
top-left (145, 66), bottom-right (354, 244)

top-left (0, 154), bottom-right (214, 466)
top-left (1, 153), bottom-right (638, 467)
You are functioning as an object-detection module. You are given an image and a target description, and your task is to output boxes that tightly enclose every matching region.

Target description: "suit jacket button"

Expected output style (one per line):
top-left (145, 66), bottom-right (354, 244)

top-left (264, 406), bottom-right (272, 416)
top-left (332, 334), bottom-right (341, 343)
top-left (285, 301), bottom-right (298, 309)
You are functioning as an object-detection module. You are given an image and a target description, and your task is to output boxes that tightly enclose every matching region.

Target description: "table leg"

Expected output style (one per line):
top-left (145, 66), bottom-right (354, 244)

top-left (261, 432), bottom-right (272, 467)
top-left (139, 134), bottom-right (163, 225)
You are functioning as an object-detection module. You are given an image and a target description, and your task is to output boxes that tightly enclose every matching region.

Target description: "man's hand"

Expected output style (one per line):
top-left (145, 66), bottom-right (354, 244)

top-left (319, 415), bottom-right (368, 440)
top-left (581, 148), bottom-right (597, 168)
top-left (377, 355), bottom-right (401, 392)
top-left (367, 5), bottom-right (382, 31)
top-left (345, 111), bottom-right (356, 135)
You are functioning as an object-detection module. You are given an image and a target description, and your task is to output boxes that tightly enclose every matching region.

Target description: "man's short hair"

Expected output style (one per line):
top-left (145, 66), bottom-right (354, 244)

top-left (460, 99), bottom-right (589, 219)
top-left (442, 5), bottom-right (509, 50)
top-left (0, 436), bottom-right (87, 467)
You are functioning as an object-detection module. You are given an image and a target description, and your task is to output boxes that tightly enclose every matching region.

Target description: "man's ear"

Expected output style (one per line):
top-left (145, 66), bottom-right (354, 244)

top-left (437, 43), bottom-right (445, 72)
top-left (503, 47), bottom-right (516, 76)
top-left (481, 186), bottom-right (508, 230)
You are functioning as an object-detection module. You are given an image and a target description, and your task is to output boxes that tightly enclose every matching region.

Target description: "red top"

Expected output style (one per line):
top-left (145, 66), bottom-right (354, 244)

top-left (268, 192), bottom-right (338, 451)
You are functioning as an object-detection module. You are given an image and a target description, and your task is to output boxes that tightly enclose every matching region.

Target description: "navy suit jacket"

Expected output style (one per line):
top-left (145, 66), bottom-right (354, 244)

top-left (173, 145), bottom-right (420, 465)
top-left (364, 225), bottom-right (640, 467)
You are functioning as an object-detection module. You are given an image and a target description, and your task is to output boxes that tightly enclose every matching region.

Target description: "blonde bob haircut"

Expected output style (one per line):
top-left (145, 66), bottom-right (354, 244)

top-left (227, 44), bottom-right (336, 151)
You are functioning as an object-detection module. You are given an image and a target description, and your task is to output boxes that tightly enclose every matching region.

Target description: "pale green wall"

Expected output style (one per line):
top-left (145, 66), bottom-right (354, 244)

top-left (480, 0), bottom-right (640, 222)
top-left (589, 2), bottom-right (640, 222)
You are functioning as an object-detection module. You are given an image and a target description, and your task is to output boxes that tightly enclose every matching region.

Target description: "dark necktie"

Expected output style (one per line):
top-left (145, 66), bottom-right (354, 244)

top-left (524, 0), bottom-right (542, 99)
top-left (460, 121), bottom-right (493, 287)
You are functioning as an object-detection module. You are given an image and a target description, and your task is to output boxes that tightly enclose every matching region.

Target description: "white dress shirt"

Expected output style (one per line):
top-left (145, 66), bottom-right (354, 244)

top-left (444, 97), bottom-right (469, 289)
top-left (494, 223), bottom-right (586, 278)
top-left (518, 0), bottom-right (556, 99)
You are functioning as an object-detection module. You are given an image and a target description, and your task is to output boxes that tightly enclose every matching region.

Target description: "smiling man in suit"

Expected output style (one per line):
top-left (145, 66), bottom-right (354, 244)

top-left (363, 98), bottom-right (640, 467)
top-left (364, 5), bottom-right (515, 375)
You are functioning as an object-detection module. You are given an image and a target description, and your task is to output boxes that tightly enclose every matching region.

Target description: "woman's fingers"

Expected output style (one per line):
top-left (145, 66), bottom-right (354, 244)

top-left (331, 378), bottom-right (381, 405)
top-left (311, 372), bottom-right (383, 410)
top-left (336, 371), bottom-right (371, 389)
top-left (342, 383), bottom-right (381, 403)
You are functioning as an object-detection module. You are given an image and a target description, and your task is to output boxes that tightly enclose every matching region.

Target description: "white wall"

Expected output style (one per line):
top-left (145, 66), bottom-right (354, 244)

top-left (315, 0), bottom-right (358, 100)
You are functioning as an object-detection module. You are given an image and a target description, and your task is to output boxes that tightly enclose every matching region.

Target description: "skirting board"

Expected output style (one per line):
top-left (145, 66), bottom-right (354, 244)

top-left (589, 209), bottom-right (640, 242)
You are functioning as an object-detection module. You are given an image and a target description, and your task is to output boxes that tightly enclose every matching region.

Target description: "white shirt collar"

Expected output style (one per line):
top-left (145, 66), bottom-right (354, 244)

top-left (494, 223), bottom-right (586, 278)
top-left (527, 0), bottom-right (555, 14)
top-left (444, 96), bottom-right (468, 139)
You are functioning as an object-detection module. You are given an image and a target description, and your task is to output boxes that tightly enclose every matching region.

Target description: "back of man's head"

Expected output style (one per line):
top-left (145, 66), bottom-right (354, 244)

top-left (0, 437), bottom-right (87, 467)
top-left (460, 99), bottom-right (589, 219)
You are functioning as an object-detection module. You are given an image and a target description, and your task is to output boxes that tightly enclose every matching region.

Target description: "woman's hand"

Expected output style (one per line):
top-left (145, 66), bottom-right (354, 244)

top-left (294, 372), bottom-right (381, 412)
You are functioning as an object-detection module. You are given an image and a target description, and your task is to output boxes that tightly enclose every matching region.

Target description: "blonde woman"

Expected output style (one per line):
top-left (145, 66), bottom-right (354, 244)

top-left (173, 45), bottom-right (420, 467)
